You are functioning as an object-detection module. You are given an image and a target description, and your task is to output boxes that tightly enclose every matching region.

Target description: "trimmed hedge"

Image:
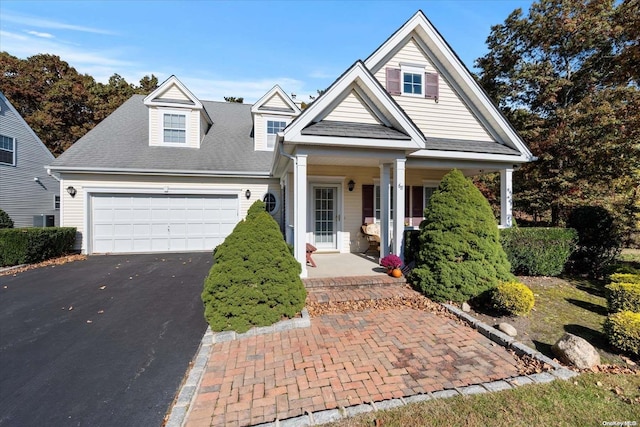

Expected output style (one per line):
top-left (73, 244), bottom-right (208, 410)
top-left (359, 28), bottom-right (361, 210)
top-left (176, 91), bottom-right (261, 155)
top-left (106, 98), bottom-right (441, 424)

top-left (604, 311), bottom-right (640, 356)
top-left (609, 273), bottom-right (640, 285)
top-left (500, 227), bottom-right (577, 276)
top-left (490, 280), bottom-right (535, 316)
top-left (0, 227), bottom-right (76, 266)
top-left (606, 282), bottom-right (640, 313)
top-left (201, 201), bottom-right (306, 333)
top-left (409, 169), bottom-right (514, 303)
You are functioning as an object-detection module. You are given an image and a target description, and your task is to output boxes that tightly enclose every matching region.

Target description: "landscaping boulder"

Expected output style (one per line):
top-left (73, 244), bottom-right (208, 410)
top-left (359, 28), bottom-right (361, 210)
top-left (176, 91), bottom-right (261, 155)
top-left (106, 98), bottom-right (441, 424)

top-left (498, 322), bottom-right (517, 337)
top-left (462, 302), bottom-right (471, 313)
top-left (551, 333), bottom-right (600, 369)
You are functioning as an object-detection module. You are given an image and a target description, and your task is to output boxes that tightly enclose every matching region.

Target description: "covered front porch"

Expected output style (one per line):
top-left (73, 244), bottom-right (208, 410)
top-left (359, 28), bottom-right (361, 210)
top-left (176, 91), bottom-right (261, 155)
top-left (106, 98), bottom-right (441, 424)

top-left (304, 252), bottom-right (384, 278)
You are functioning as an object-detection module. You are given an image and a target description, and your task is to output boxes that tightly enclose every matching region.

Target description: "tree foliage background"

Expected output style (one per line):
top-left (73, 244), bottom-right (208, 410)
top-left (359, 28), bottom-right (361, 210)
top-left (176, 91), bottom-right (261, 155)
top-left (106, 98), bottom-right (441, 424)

top-left (0, 52), bottom-right (158, 156)
top-left (476, 0), bottom-right (639, 241)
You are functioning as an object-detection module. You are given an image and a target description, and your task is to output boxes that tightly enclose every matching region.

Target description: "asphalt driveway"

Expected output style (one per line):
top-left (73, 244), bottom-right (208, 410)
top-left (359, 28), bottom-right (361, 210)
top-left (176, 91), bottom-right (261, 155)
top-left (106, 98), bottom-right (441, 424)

top-left (0, 252), bottom-right (212, 427)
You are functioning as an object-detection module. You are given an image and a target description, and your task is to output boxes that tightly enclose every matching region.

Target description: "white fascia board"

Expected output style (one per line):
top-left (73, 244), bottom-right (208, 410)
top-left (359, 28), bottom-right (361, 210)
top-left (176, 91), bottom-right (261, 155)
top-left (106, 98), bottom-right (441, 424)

top-left (285, 134), bottom-right (419, 151)
top-left (364, 12), bottom-right (534, 161)
top-left (251, 85), bottom-right (301, 114)
top-left (410, 149), bottom-right (530, 163)
top-left (47, 166), bottom-right (271, 178)
top-left (407, 157), bottom-right (524, 171)
top-left (284, 62), bottom-right (424, 149)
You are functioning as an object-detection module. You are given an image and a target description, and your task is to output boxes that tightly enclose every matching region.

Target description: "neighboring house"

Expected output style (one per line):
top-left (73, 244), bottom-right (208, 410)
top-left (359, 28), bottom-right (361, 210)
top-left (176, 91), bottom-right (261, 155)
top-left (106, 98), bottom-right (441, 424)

top-left (48, 11), bottom-right (535, 277)
top-left (0, 92), bottom-right (59, 228)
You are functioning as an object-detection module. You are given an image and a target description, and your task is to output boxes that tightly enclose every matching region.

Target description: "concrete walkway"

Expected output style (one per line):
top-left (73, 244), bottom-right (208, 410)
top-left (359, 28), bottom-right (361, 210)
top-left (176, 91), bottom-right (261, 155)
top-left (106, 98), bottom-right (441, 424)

top-left (182, 283), bottom-right (523, 427)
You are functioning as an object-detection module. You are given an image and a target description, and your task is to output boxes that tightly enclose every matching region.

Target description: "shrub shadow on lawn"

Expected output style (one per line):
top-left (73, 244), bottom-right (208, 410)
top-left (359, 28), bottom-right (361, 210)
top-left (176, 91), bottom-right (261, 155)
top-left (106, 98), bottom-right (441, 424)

top-left (564, 324), bottom-right (609, 351)
top-left (565, 298), bottom-right (608, 316)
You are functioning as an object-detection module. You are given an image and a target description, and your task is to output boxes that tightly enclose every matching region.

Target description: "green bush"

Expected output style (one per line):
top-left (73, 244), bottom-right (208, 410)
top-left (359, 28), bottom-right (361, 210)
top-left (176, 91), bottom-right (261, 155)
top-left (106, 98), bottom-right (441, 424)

top-left (500, 227), bottom-right (577, 276)
top-left (0, 227), bottom-right (76, 266)
top-left (201, 201), bottom-right (306, 333)
top-left (246, 199), bottom-right (266, 219)
top-left (604, 311), bottom-right (640, 356)
top-left (490, 280), bottom-right (535, 316)
top-left (0, 209), bottom-right (13, 229)
top-left (606, 282), bottom-right (640, 313)
top-left (609, 273), bottom-right (640, 284)
top-left (567, 206), bottom-right (622, 277)
top-left (409, 169), bottom-right (514, 302)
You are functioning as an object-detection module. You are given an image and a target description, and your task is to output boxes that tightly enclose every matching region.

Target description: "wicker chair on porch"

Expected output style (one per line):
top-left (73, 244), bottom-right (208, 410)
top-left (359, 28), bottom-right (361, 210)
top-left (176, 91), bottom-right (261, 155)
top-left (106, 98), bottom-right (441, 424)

top-left (361, 223), bottom-right (381, 254)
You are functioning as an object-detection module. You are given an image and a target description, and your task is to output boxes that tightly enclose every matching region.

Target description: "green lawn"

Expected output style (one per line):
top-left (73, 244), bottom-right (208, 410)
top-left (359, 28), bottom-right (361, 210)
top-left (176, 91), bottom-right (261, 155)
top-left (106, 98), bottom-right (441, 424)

top-left (327, 373), bottom-right (640, 427)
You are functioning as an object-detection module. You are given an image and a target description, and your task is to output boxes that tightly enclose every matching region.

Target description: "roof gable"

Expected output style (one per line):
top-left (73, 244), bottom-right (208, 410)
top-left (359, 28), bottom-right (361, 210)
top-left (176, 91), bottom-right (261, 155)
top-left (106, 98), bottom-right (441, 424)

top-left (143, 76), bottom-right (212, 124)
top-left (251, 85), bottom-right (300, 115)
top-left (283, 61), bottom-right (424, 151)
top-left (364, 10), bottom-right (534, 161)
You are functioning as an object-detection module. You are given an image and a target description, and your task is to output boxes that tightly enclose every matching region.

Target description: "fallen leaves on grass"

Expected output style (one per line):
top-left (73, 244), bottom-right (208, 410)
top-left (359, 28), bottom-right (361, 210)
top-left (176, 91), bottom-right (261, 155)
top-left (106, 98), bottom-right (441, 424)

top-left (0, 254), bottom-right (87, 276)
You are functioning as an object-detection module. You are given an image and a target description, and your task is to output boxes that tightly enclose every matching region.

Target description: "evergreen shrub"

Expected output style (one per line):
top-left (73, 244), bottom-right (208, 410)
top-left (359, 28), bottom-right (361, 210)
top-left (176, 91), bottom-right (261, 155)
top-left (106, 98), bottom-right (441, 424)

top-left (609, 273), bottom-right (640, 285)
top-left (0, 227), bottom-right (76, 266)
top-left (409, 169), bottom-right (514, 302)
top-left (490, 280), bottom-right (535, 316)
top-left (567, 206), bottom-right (622, 277)
top-left (606, 282), bottom-right (640, 313)
top-left (500, 227), bottom-right (577, 276)
top-left (604, 311), bottom-right (640, 356)
top-left (0, 209), bottom-right (13, 229)
top-left (201, 201), bottom-right (306, 333)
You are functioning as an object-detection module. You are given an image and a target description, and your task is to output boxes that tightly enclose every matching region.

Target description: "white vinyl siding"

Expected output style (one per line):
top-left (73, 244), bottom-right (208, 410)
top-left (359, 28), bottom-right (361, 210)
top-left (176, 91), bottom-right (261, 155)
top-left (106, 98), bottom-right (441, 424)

top-left (161, 85), bottom-right (191, 102)
top-left (375, 38), bottom-right (495, 142)
top-left (262, 93), bottom-right (292, 110)
top-left (324, 91), bottom-right (381, 124)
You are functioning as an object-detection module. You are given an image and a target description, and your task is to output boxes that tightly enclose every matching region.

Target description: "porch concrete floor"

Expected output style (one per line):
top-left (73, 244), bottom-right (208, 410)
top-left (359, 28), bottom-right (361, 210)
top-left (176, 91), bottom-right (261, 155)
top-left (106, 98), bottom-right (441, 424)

top-left (305, 252), bottom-right (382, 278)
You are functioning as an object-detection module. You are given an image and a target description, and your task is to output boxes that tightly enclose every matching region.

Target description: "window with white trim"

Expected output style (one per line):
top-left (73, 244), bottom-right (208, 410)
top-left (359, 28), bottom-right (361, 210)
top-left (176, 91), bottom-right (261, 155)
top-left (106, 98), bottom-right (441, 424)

top-left (401, 65), bottom-right (425, 97)
top-left (0, 135), bottom-right (15, 165)
top-left (163, 113), bottom-right (186, 143)
top-left (266, 120), bottom-right (286, 149)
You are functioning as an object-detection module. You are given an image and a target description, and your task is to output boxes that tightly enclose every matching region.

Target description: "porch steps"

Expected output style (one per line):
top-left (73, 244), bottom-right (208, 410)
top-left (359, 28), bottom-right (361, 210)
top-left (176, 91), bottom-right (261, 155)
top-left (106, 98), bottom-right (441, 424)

top-left (302, 274), bottom-right (406, 289)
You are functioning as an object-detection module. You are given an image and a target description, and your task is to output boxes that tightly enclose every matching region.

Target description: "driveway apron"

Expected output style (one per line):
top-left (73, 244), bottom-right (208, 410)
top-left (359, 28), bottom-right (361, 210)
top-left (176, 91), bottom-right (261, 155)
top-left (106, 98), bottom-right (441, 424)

top-left (0, 252), bottom-right (211, 427)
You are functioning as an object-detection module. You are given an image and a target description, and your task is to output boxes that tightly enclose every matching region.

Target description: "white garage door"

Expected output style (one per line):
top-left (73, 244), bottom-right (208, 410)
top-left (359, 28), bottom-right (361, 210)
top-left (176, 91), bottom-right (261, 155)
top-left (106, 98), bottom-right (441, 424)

top-left (91, 194), bottom-right (239, 253)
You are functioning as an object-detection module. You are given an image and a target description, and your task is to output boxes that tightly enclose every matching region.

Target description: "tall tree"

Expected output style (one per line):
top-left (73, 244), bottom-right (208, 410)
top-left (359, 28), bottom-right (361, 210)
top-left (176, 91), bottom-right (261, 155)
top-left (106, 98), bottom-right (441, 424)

top-left (476, 0), bottom-right (640, 237)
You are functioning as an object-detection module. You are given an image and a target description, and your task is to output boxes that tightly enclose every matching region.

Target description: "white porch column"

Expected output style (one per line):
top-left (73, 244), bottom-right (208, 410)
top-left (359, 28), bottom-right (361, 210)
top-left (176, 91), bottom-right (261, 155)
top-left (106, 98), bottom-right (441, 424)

top-left (500, 168), bottom-right (513, 228)
top-left (393, 158), bottom-right (406, 258)
top-left (294, 155), bottom-right (308, 277)
top-left (380, 163), bottom-right (391, 258)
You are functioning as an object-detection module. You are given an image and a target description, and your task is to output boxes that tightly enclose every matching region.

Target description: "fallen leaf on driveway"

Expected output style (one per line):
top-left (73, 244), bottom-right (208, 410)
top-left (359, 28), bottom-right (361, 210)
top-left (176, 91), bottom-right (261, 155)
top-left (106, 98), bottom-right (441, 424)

top-left (86, 320), bottom-right (92, 324)
top-left (97, 310), bottom-right (104, 314)
top-left (68, 306), bottom-right (73, 311)
top-left (99, 285), bottom-right (106, 290)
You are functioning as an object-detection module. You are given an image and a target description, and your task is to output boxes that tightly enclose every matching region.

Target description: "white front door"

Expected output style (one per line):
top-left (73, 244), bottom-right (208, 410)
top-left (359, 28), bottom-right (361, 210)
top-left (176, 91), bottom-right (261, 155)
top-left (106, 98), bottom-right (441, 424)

top-left (312, 185), bottom-right (339, 250)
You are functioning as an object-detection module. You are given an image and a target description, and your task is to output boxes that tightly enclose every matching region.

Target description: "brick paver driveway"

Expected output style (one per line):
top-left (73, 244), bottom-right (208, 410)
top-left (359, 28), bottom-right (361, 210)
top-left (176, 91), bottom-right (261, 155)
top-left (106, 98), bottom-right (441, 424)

top-left (186, 289), bottom-right (521, 427)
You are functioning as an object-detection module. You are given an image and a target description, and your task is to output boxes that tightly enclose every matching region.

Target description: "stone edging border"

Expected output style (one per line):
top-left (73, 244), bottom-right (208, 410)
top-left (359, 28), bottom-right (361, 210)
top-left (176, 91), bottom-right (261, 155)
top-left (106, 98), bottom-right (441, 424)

top-left (164, 309), bottom-right (311, 427)
top-left (166, 303), bottom-right (577, 427)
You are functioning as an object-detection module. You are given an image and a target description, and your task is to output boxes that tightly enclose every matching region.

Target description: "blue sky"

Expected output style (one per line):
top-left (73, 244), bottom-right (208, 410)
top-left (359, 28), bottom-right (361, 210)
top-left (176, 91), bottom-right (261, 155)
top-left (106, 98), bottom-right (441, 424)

top-left (0, 1), bottom-right (533, 102)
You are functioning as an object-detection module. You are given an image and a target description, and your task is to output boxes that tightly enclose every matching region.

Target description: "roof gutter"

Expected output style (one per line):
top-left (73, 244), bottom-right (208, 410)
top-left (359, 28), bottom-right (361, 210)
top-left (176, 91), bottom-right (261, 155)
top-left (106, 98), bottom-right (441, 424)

top-left (46, 165), bottom-right (272, 179)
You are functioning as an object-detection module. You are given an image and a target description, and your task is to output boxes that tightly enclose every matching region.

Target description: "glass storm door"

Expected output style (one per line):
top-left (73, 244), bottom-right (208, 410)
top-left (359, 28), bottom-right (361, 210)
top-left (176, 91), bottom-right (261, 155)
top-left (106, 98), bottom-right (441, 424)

top-left (313, 186), bottom-right (338, 250)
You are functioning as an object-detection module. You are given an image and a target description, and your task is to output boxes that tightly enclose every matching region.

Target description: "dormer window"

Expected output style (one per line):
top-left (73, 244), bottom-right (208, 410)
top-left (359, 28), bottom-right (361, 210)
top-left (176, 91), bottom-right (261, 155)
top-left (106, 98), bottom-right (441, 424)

top-left (163, 113), bottom-right (186, 144)
top-left (266, 120), bottom-right (286, 149)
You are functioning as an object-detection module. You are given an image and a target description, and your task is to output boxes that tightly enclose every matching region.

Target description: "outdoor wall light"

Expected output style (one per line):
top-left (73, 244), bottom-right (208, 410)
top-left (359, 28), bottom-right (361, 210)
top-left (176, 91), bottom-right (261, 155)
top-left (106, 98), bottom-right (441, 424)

top-left (348, 180), bottom-right (355, 192)
top-left (245, 189), bottom-right (251, 199)
top-left (66, 186), bottom-right (77, 197)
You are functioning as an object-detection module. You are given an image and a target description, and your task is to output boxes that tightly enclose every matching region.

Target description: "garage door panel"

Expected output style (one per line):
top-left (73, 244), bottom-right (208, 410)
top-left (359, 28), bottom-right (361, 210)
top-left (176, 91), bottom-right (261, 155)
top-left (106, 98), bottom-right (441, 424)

top-left (91, 193), bottom-right (239, 254)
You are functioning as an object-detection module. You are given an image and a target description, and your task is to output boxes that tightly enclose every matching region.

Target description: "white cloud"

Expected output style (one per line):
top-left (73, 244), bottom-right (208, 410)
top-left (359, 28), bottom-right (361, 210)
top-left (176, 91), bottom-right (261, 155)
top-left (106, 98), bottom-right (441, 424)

top-left (26, 30), bottom-right (54, 39)
top-left (2, 12), bottom-right (115, 35)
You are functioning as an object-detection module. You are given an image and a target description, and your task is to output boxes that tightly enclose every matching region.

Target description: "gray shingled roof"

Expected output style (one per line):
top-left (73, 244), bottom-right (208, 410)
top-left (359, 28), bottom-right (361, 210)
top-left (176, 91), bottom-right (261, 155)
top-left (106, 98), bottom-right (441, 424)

top-left (424, 137), bottom-right (521, 156)
top-left (50, 95), bottom-right (273, 174)
top-left (301, 120), bottom-right (411, 140)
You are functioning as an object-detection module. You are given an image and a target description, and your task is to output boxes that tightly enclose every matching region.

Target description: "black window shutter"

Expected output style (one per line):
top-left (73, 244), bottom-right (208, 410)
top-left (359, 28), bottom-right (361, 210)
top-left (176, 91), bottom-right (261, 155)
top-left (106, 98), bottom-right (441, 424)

top-left (425, 72), bottom-right (439, 100)
top-left (412, 186), bottom-right (424, 217)
top-left (362, 185), bottom-right (374, 223)
top-left (386, 68), bottom-right (401, 95)
top-left (405, 186), bottom-right (411, 217)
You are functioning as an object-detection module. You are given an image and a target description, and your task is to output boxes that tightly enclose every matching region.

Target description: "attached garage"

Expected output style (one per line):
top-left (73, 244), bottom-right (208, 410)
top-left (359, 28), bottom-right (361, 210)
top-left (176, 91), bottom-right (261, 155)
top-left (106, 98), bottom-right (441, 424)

top-left (90, 193), bottom-right (239, 254)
